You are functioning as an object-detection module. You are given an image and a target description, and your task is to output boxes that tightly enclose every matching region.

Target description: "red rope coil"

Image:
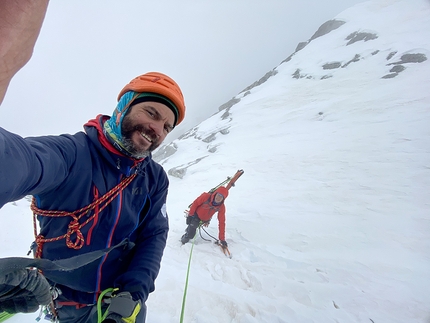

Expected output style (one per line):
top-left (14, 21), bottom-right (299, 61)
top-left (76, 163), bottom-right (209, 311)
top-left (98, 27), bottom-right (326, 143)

top-left (31, 174), bottom-right (137, 258)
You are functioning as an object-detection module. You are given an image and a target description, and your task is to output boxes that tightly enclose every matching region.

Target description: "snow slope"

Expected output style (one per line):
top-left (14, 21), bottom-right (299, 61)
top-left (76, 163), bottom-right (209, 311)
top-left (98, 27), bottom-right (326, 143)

top-left (1, 0), bottom-right (429, 322)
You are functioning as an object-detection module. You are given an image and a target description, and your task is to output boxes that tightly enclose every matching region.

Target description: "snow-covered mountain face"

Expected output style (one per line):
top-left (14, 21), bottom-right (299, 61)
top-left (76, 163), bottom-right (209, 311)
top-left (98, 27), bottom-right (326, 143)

top-left (150, 0), bottom-right (430, 322)
top-left (155, 0), bottom-right (429, 178)
top-left (1, 0), bottom-right (429, 322)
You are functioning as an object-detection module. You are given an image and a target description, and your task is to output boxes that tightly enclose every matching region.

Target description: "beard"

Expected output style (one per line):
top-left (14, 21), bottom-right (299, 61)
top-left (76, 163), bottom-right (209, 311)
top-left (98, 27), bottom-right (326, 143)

top-left (121, 116), bottom-right (161, 159)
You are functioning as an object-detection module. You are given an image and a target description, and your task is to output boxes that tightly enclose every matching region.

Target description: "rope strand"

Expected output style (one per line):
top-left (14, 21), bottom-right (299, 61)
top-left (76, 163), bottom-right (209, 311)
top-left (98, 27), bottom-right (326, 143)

top-left (180, 223), bottom-right (200, 323)
top-left (31, 174), bottom-right (137, 258)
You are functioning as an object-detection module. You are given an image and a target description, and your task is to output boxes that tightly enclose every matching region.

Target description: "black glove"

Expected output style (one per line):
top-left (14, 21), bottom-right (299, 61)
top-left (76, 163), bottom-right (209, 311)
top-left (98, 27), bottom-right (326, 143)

top-left (0, 268), bottom-right (52, 313)
top-left (220, 240), bottom-right (228, 248)
top-left (102, 291), bottom-right (142, 323)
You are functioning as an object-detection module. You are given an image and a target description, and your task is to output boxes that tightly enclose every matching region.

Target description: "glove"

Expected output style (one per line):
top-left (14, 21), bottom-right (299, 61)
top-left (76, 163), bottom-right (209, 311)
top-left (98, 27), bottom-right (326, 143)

top-left (102, 291), bottom-right (142, 323)
top-left (220, 240), bottom-right (228, 248)
top-left (0, 268), bottom-right (52, 313)
top-left (202, 220), bottom-right (210, 227)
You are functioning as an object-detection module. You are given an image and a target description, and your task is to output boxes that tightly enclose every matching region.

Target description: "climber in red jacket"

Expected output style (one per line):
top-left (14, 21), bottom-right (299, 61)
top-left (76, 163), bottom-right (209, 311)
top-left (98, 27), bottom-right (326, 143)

top-left (181, 186), bottom-right (229, 248)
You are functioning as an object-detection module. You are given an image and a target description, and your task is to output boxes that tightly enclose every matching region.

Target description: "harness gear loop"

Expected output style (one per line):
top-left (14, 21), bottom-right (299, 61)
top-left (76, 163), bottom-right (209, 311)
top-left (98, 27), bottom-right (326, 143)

top-left (31, 174), bottom-right (137, 258)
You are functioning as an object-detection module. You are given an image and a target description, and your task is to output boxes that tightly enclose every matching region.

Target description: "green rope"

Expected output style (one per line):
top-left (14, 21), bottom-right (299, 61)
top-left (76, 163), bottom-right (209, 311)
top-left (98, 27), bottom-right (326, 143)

top-left (179, 226), bottom-right (200, 323)
top-left (97, 287), bottom-right (118, 323)
top-left (0, 312), bottom-right (14, 323)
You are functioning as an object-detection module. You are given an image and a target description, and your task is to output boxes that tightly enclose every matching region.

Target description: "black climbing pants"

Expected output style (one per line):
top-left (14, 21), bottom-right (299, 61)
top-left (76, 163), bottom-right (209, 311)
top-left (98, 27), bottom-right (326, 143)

top-left (183, 215), bottom-right (201, 242)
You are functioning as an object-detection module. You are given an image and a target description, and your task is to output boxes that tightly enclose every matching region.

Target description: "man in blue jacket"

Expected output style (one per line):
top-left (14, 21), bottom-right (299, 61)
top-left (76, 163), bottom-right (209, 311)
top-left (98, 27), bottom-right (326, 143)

top-left (0, 70), bottom-right (186, 323)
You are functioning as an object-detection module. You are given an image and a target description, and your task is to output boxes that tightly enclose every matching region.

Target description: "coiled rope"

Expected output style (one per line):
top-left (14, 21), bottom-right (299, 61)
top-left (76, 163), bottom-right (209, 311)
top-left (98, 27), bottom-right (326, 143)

top-left (30, 174), bottom-right (136, 258)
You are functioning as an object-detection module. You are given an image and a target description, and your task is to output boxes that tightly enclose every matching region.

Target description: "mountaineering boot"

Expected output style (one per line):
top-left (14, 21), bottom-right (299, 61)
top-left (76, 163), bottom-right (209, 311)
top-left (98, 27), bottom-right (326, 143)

top-left (181, 234), bottom-right (189, 244)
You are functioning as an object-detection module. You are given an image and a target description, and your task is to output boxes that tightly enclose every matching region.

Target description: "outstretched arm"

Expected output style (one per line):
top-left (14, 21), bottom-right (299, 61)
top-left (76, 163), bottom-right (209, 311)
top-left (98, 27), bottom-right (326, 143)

top-left (0, 0), bottom-right (49, 105)
top-left (217, 204), bottom-right (226, 241)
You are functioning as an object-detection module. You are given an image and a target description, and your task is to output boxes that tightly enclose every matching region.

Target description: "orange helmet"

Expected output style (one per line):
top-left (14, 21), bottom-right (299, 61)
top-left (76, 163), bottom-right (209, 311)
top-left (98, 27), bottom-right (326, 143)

top-left (118, 72), bottom-right (186, 126)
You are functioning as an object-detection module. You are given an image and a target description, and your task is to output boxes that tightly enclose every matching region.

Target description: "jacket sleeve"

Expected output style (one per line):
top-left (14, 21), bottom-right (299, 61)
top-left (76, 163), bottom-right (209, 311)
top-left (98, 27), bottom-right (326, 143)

top-left (217, 204), bottom-right (226, 241)
top-left (188, 192), bottom-right (208, 216)
top-left (0, 127), bottom-right (76, 208)
top-left (113, 169), bottom-right (169, 303)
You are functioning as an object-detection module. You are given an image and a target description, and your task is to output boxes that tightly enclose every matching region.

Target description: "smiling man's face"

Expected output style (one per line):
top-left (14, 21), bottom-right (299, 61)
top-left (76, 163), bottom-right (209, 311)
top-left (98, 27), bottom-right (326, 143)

top-left (121, 101), bottom-right (175, 158)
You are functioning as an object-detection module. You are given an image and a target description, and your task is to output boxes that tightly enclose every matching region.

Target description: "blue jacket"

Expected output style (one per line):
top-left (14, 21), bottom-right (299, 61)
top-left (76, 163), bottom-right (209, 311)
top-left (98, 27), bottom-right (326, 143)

top-left (0, 115), bottom-right (169, 305)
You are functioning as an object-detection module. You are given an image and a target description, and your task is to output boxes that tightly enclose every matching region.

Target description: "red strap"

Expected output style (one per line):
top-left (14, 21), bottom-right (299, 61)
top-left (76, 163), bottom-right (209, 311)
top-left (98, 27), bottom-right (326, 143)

top-left (56, 301), bottom-right (89, 309)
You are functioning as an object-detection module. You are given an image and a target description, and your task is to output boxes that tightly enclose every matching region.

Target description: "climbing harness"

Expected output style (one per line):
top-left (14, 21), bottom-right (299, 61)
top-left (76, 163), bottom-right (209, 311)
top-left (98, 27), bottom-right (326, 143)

top-left (33, 286), bottom-right (118, 323)
top-left (23, 174), bottom-right (136, 322)
top-left (1, 240), bottom-right (130, 279)
top-left (1, 171), bottom-right (140, 322)
top-left (0, 240), bottom-right (130, 323)
top-left (30, 174), bottom-right (136, 258)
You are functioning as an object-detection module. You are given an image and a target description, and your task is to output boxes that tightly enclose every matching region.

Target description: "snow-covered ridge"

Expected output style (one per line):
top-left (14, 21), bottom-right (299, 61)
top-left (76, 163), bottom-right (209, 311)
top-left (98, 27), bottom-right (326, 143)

top-left (154, 0), bottom-right (429, 181)
top-left (2, 0), bottom-right (429, 322)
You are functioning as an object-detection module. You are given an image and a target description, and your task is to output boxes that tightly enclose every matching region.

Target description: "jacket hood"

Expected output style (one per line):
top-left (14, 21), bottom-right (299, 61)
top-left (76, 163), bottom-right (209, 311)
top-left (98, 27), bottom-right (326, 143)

top-left (84, 115), bottom-right (126, 157)
top-left (211, 186), bottom-right (229, 203)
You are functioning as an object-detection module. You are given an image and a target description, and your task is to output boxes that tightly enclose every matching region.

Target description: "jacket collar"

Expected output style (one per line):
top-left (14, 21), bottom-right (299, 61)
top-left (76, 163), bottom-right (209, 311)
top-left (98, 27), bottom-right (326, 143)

top-left (84, 115), bottom-right (149, 174)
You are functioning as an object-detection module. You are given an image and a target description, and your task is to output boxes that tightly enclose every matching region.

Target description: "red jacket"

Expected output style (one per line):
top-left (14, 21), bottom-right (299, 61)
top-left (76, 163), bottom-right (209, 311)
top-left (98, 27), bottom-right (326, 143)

top-left (188, 187), bottom-right (229, 241)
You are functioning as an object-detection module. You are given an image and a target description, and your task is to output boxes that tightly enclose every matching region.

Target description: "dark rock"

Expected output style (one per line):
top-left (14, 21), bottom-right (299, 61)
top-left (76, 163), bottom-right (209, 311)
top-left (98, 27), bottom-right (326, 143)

top-left (382, 73), bottom-right (398, 79)
top-left (220, 109), bottom-right (231, 120)
top-left (295, 41), bottom-right (309, 52)
top-left (342, 54), bottom-right (361, 68)
top-left (220, 128), bottom-right (230, 135)
top-left (386, 51), bottom-right (397, 60)
top-left (292, 69), bottom-right (301, 79)
top-left (218, 97), bottom-right (240, 111)
top-left (153, 143), bottom-right (178, 162)
top-left (323, 62), bottom-right (342, 70)
top-left (346, 31), bottom-right (378, 45)
top-left (321, 75), bottom-right (333, 80)
top-left (387, 53), bottom-right (427, 65)
top-left (202, 133), bottom-right (216, 143)
top-left (309, 20), bottom-right (346, 41)
top-left (389, 65), bottom-right (405, 73)
top-left (167, 157), bottom-right (208, 179)
top-left (240, 69), bottom-right (278, 93)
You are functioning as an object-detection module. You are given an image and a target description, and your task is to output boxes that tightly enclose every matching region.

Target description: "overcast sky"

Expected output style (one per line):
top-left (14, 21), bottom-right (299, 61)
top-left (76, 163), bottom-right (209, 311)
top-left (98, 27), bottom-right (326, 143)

top-left (1, 0), bottom-right (365, 139)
